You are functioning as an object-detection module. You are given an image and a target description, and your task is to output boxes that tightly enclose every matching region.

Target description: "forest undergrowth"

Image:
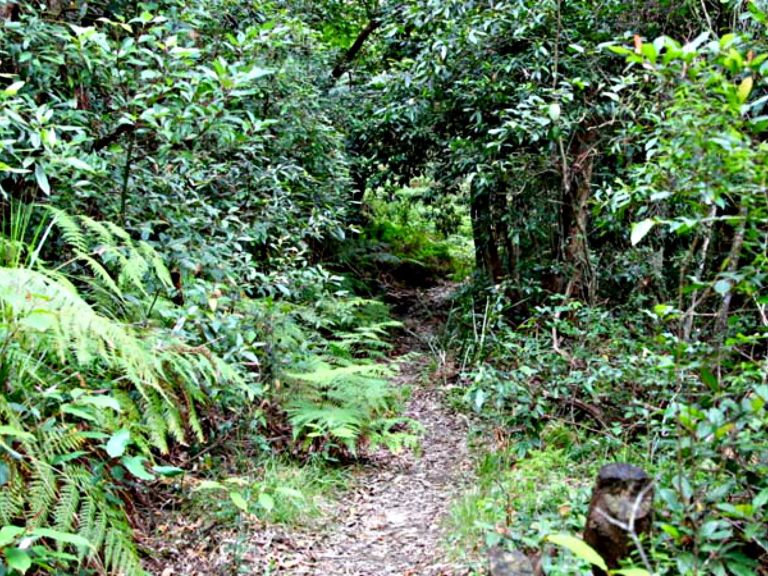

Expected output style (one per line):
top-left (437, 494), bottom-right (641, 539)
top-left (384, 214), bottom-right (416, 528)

top-left (1, 1), bottom-right (767, 575)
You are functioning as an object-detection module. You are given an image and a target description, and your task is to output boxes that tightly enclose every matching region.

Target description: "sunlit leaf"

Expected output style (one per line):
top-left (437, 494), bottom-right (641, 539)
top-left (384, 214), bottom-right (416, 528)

top-left (6, 547), bottom-right (31, 574)
top-left (2, 81), bottom-right (25, 96)
top-left (0, 526), bottom-right (24, 548)
top-left (738, 76), bottom-right (754, 103)
top-left (258, 492), bottom-right (275, 512)
top-left (121, 455), bottom-right (156, 481)
top-left (229, 491), bottom-right (249, 512)
top-left (34, 164), bottom-right (50, 195)
top-left (546, 534), bottom-right (608, 571)
top-left (105, 429), bottom-right (131, 458)
top-left (31, 528), bottom-right (93, 549)
top-left (631, 219), bottom-right (655, 246)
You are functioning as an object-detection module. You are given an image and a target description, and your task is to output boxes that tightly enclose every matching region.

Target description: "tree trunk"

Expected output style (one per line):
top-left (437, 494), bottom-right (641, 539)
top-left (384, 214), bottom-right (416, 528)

top-left (682, 204), bottom-right (718, 341)
top-left (495, 187), bottom-right (516, 278)
top-left (715, 201), bottom-right (748, 339)
top-left (471, 188), bottom-right (503, 283)
top-left (558, 133), bottom-right (596, 300)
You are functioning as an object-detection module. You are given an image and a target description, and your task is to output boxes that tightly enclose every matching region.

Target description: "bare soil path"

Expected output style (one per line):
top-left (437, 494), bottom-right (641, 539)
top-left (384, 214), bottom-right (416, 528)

top-left (144, 284), bottom-right (473, 575)
top-left (247, 283), bottom-right (473, 575)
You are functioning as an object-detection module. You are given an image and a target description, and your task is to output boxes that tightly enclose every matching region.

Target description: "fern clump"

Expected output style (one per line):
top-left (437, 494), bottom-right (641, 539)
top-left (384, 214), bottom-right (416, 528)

top-left (284, 357), bottom-right (417, 457)
top-left (0, 207), bottom-right (241, 574)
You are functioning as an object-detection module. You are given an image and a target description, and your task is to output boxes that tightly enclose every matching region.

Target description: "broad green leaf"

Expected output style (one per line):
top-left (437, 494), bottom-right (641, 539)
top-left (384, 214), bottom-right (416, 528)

top-left (729, 564), bottom-right (758, 576)
top-left (61, 405), bottom-right (97, 422)
top-left (121, 456), bottom-right (155, 481)
top-left (641, 43), bottom-right (657, 63)
top-left (0, 426), bottom-right (34, 440)
top-left (105, 429), bottom-right (131, 458)
top-left (700, 368), bottom-right (718, 391)
top-left (195, 480), bottom-right (225, 490)
top-left (32, 528), bottom-right (93, 549)
top-left (546, 534), bottom-right (608, 571)
top-left (612, 570), bottom-right (652, 576)
top-left (34, 164), bottom-right (50, 195)
top-left (78, 395), bottom-right (121, 412)
top-left (258, 493), bottom-right (275, 512)
top-left (229, 491), bottom-right (249, 512)
top-left (5, 547), bottom-right (31, 574)
top-left (152, 465), bottom-right (184, 477)
top-left (2, 81), bottom-right (25, 96)
top-left (69, 24), bottom-right (95, 37)
top-left (51, 451), bottom-right (88, 465)
top-left (738, 76), bottom-right (754, 103)
top-left (631, 219), bottom-right (655, 246)
top-left (242, 67), bottom-right (274, 82)
top-left (0, 526), bottom-right (24, 548)
top-left (0, 161), bottom-right (30, 174)
top-left (753, 487), bottom-right (768, 509)
top-left (65, 158), bottom-right (95, 172)
top-left (606, 45), bottom-right (633, 56)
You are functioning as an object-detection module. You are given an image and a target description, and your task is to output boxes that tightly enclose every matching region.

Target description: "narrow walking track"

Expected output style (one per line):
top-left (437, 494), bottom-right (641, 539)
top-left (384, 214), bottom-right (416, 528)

top-left (143, 284), bottom-right (473, 575)
top-left (248, 284), bottom-right (473, 575)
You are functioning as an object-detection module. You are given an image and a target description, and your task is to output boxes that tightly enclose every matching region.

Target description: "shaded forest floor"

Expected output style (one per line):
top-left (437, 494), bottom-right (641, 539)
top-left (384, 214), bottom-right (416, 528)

top-left (142, 283), bottom-right (477, 575)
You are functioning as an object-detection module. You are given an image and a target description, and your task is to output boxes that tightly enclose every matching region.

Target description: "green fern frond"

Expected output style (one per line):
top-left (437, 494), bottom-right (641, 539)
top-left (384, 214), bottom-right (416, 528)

top-left (0, 474), bottom-right (25, 524)
top-left (78, 496), bottom-right (107, 559)
top-left (79, 253), bottom-right (123, 297)
top-left (78, 215), bottom-right (119, 256)
top-left (285, 361), bottom-right (393, 385)
top-left (137, 240), bottom-right (173, 288)
top-left (45, 207), bottom-right (89, 255)
top-left (103, 220), bottom-right (132, 242)
top-left (118, 252), bottom-right (150, 293)
top-left (53, 476), bottom-right (80, 535)
top-left (27, 462), bottom-right (57, 528)
top-left (104, 522), bottom-right (144, 576)
top-left (0, 208), bottom-right (243, 574)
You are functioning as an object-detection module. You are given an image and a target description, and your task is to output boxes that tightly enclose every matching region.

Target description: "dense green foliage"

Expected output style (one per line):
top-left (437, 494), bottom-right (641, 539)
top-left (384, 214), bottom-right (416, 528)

top-left (1, 0), bottom-right (767, 574)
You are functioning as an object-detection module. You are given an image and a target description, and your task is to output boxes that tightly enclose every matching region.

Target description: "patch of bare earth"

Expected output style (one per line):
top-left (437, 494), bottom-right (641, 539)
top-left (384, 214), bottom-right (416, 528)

top-left (142, 283), bottom-right (473, 575)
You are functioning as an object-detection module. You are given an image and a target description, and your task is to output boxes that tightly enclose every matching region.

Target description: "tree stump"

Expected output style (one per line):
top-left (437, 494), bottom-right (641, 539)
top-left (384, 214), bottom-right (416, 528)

top-left (583, 463), bottom-right (653, 576)
top-left (488, 547), bottom-right (537, 576)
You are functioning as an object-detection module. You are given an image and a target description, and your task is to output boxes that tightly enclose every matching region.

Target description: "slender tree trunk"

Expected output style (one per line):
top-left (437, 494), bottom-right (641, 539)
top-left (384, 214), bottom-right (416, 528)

top-left (332, 20), bottom-right (381, 79)
top-left (471, 188), bottom-right (503, 283)
top-left (558, 133), bottom-right (596, 300)
top-left (715, 202), bottom-right (748, 338)
top-left (495, 188), bottom-right (516, 277)
top-left (682, 205), bottom-right (718, 341)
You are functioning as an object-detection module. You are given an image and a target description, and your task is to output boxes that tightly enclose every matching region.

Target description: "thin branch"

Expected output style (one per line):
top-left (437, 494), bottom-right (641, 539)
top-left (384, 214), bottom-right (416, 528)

top-left (91, 123), bottom-right (137, 152)
top-left (331, 19), bottom-right (382, 79)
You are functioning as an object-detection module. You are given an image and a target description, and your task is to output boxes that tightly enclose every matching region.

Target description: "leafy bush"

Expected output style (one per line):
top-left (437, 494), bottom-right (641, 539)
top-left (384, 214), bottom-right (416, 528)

top-left (448, 446), bottom-right (601, 574)
top-left (450, 282), bottom-right (768, 574)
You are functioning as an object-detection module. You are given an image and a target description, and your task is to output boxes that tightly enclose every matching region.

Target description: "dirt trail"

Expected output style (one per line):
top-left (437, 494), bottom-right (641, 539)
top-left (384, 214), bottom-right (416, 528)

top-left (249, 283), bottom-right (472, 575)
top-left (144, 284), bottom-right (473, 575)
